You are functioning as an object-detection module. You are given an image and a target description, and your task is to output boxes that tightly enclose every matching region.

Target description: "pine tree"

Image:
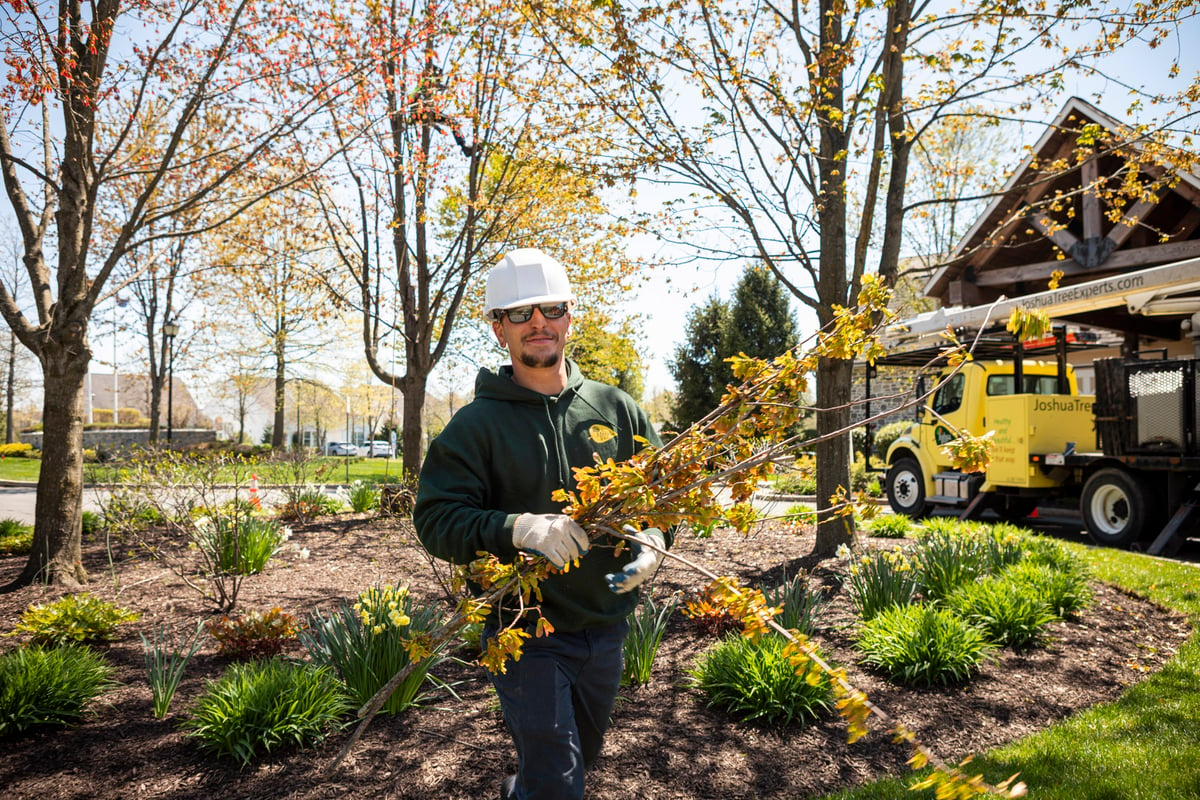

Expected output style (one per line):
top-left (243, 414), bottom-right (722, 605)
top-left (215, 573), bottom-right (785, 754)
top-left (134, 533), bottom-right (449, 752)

top-left (723, 267), bottom-right (799, 364)
top-left (668, 296), bottom-right (730, 431)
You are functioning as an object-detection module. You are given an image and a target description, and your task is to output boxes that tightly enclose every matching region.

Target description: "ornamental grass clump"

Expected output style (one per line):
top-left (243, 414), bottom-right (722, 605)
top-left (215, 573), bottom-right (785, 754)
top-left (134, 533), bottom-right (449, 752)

top-left (911, 527), bottom-right (991, 603)
top-left (622, 593), bottom-right (677, 687)
top-left (689, 633), bottom-right (835, 725)
top-left (181, 657), bottom-right (349, 768)
top-left (346, 480), bottom-right (380, 513)
top-left (7, 593), bottom-right (140, 647)
top-left (763, 570), bottom-right (824, 636)
top-left (197, 515), bottom-right (287, 576)
top-left (1001, 560), bottom-right (1092, 618)
top-left (141, 620), bottom-right (207, 718)
top-left (844, 547), bottom-right (919, 621)
top-left (857, 604), bottom-right (993, 687)
top-left (301, 584), bottom-right (445, 715)
top-left (947, 577), bottom-right (1058, 648)
top-left (0, 645), bottom-right (117, 736)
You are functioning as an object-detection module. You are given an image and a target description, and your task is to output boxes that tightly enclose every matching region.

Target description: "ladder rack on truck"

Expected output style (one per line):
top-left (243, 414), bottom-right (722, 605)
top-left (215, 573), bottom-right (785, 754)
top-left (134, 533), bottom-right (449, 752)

top-left (864, 257), bottom-right (1200, 552)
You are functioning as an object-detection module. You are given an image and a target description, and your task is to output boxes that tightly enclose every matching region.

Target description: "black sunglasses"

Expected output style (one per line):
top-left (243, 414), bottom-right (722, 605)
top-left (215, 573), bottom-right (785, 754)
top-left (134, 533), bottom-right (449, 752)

top-left (495, 302), bottom-right (570, 324)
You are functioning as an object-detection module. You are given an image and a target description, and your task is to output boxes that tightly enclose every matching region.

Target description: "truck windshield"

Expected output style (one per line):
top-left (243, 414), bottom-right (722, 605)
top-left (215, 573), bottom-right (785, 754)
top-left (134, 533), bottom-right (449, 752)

top-left (986, 375), bottom-right (1061, 395)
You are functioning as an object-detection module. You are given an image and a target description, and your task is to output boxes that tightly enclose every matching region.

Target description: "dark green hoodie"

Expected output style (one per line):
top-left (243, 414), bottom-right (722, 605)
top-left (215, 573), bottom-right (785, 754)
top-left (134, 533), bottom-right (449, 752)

top-left (414, 359), bottom-right (668, 632)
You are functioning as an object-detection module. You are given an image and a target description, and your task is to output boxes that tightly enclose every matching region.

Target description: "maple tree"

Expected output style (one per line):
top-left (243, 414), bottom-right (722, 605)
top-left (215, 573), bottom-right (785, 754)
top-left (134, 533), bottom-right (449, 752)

top-left (304, 0), bottom-right (644, 475)
top-left (0, 0), bottom-right (354, 588)
top-left (529, 0), bottom-right (1198, 557)
top-left (201, 198), bottom-right (342, 450)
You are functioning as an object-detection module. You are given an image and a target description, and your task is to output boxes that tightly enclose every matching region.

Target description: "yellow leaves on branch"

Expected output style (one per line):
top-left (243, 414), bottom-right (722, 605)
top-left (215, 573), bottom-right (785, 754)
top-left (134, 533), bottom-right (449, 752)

top-left (1005, 307), bottom-right (1052, 342)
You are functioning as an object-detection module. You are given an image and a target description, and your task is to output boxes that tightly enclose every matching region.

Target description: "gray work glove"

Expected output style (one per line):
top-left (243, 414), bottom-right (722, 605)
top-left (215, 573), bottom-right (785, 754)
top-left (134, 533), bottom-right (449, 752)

top-left (512, 513), bottom-right (590, 568)
top-left (606, 527), bottom-right (666, 594)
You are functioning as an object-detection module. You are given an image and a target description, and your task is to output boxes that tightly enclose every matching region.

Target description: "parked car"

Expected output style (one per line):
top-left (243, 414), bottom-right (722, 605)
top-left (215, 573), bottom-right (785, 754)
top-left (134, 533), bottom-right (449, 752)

top-left (325, 441), bottom-right (357, 456)
top-left (361, 440), bottom-right (394, 457)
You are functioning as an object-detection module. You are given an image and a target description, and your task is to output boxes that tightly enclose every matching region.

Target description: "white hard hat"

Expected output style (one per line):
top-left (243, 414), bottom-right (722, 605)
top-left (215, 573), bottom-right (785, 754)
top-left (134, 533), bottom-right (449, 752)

top-left (484, 248), bottom-right (575, 321)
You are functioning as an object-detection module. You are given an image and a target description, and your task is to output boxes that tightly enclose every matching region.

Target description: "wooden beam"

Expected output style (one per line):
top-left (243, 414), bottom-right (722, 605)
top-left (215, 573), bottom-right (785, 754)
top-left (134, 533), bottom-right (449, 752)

top-left (975, 239), bottom-right (1200, 288)
top-left (1106, 194), bottom-right (1162, 249)
top-left (1081, 158), bottom-right (1104, 241)
top-left (1028, 210), bottom-right (1080, 253)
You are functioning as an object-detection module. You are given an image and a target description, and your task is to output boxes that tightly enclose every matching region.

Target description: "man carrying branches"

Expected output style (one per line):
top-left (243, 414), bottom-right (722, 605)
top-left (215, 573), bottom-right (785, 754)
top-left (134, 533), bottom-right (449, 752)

top-left (414, 248), bottom-right (670, 800)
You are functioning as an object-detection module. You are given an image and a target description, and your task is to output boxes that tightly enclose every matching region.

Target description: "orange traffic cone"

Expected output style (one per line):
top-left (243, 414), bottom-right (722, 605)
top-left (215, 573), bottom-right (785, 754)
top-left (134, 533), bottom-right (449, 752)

top-left (249, 473), bottom-right (262, 509)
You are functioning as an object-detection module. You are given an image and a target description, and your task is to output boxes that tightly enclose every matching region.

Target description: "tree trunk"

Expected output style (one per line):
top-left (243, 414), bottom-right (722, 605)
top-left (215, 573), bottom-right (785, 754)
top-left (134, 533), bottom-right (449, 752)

top-left (812, 356), bottom-right (855, 556)
top-left (272, 343), bottom-right (286, 450)
top-left (5, 345), bottom-right (89, 589)
top-left (400, 375), bottom-right (424, 476)
top-left (5, 332), bottom-right (14, 444)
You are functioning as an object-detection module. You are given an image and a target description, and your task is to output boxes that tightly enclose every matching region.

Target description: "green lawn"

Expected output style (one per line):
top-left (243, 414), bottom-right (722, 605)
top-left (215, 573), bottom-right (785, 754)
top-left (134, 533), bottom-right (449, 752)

top-left (0, 456), bottom-right (408, 485)
top-left (820, 543), bottom-right (1200, 800)
top-left (0, 457), bottom-right (41, 483)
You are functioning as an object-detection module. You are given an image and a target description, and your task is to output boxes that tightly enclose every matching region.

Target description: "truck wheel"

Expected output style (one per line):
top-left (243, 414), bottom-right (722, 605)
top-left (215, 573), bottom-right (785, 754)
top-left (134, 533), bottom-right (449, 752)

top-left (886, 458), bottom-right (929, 519)
top-left (1081, 468), bottom-right (1157, 548)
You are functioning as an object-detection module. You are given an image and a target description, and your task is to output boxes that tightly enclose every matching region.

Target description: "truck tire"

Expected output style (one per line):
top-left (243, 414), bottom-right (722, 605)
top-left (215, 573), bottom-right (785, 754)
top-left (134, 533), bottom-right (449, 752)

top-left (1081, 468), bottom-right (1157, 548)
top-left (886, 457), bottom-right (929, 519)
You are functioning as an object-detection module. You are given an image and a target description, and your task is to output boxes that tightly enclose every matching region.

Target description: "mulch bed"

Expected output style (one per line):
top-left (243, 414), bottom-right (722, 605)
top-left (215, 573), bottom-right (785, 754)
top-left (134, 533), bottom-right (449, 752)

top-left (0, 515), bottom-right (1190, 800)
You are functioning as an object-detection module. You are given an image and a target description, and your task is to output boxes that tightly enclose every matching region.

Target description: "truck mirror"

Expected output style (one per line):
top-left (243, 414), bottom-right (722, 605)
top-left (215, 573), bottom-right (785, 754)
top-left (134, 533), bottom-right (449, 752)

top-left (914, 375), bottom-right (926, 422)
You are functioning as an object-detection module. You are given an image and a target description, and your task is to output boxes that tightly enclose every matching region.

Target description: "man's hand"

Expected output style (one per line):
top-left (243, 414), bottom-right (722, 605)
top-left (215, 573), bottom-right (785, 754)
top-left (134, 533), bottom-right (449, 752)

top-left (512, 513), bottom-right (590, 568)
top-left (606, 528), bottom-right (666, 594)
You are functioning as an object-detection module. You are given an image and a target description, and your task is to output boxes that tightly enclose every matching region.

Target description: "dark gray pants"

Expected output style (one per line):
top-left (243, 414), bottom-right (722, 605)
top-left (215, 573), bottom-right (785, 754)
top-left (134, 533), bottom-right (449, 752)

top-left (486, 620), bottom-right (627, 800)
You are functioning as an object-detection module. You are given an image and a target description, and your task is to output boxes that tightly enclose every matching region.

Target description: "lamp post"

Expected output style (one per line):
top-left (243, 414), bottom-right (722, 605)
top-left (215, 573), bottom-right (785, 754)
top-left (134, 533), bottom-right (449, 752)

top-left (163, 319), bottom-right (179, 442)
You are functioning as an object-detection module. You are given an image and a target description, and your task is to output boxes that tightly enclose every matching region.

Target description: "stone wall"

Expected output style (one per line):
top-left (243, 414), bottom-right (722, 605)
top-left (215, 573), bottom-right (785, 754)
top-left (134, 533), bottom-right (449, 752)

top-left (19, 428), bottom-right (217, 452)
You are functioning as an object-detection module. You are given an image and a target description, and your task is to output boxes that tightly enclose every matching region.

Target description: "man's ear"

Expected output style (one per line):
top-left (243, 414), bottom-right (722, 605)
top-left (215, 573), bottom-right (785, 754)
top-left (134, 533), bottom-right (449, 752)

top-left (492, 319), bottom-right (506, 348)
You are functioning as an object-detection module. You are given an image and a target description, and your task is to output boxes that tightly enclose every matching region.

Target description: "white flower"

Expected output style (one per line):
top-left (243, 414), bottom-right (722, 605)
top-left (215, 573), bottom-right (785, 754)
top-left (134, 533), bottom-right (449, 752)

top-left (836, 543), bottom-right (852, 559)
top-left (297, 547), bottom-right (310, 560)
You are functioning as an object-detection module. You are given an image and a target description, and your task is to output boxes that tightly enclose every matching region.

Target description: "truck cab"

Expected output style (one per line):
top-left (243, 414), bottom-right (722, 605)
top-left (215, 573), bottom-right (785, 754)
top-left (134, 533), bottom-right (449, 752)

top-left (884, 359), bottom-right (1094, 520)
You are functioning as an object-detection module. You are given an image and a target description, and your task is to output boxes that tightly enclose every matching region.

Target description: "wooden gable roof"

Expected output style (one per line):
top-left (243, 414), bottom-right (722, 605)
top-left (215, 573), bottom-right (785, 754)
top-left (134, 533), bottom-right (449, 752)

top-left (924, 97), bottom-right (1200, 340)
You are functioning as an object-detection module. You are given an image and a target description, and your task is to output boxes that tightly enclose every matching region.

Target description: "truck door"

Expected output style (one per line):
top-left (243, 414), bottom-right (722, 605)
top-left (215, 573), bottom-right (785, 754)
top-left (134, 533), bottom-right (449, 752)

top-left (924, 364), bottom-right (986, 471)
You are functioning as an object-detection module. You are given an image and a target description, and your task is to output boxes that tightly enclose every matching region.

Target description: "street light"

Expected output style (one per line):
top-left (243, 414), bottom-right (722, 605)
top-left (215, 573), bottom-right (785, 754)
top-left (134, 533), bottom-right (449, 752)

top-left (163, 319), bottom-right (179, 442)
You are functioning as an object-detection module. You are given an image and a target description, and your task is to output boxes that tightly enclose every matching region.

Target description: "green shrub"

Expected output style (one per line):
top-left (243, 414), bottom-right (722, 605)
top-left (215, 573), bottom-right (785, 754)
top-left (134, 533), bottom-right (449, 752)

top-left (103, 491), bottom-right (165, 531)
top-left (197, 515), bottom-right (287, 576)
top-left (911, 528), bottom-right (990, 602)
top-left (843, 547), bottom-right (919, 621)
top-left (206, 607), bottom-right (302, 661)
top-left (857, 603), bottom-right (993, 686)
top-left (871, 421), bottom-right (912, 461)
top-left (865, 513), bottom-right (912, 539)
top-left (784, 503), bottom-right (817, 526)
top-left (689, 633), bottom-right (834, 725)
top-left (622, 594), bottom-right (677, 687)
top-left (142, 620), bottom-right (207, 718)
top-left (7, 593), bottom-right (140, 646)
top-left (279, 487), bottom-right (343, 521)
top-left (773, 463), bottom-right (816, 495)
top-left (849, 454), bottom-right (882, 494)
top-left (1020, 534), bottom-right (1087, 574)
top-left (1001, 560), bottom-right (1093, 618)
top-left (0, 518), bottom-right (34, 555)
top-left (181, 657), bottom-right (349, 767)
top-left (763, 570), bottom-right (823, 636)
top-left (346, 480), bottom-right (380, 513)
top-left (0, 645), bottom-right (117, 735)
top-left (301, 584), bottom-right (445, 715)
top-left (947, 577), bottom-right (1057, 648)
top-left (80, 510), bottom-right (103, 538)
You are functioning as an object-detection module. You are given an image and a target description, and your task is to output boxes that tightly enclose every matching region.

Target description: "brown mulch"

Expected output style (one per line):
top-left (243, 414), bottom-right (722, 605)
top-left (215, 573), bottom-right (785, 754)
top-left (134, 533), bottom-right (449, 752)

top-left (0, 515), bottom-right (1190, 800)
